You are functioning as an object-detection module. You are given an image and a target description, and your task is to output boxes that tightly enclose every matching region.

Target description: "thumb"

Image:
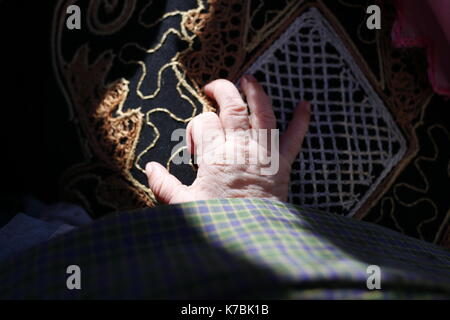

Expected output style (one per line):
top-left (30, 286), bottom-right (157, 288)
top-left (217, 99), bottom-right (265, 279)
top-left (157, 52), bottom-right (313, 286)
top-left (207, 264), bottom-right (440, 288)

top-left (145, 162), bottom-right (188, 204)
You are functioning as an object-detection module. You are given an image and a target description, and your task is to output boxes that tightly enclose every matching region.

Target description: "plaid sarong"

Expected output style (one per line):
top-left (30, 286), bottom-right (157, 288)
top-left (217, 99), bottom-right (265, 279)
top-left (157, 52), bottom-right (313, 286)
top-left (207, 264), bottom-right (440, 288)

top-left (0, 198), bottom-right (449, 299)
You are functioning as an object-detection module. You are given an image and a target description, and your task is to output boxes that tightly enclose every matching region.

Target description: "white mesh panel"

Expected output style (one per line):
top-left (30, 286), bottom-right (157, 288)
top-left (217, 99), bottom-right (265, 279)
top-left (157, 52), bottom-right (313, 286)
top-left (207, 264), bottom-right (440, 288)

top-left (244, 8), bottom-right (407, 216)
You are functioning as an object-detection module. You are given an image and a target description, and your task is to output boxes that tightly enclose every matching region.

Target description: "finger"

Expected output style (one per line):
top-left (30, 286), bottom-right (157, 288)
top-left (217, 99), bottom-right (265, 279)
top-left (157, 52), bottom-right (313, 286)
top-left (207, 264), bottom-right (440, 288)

top-left (280, 101), bottom-right (311, 165)
top-left (240, 74), bottom-right (276, 129)
top-left (186, 112), bottom-right (225, 156)
top-left (146, 162), bottom-right (188, 204)
top-left (204, 79), bottom-right (250, 130)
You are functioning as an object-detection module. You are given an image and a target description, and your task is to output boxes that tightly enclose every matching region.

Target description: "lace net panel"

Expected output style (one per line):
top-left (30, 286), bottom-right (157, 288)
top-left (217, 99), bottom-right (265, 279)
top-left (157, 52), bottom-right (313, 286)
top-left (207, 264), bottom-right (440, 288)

top-left (245, 8), bottom-right (407, 216)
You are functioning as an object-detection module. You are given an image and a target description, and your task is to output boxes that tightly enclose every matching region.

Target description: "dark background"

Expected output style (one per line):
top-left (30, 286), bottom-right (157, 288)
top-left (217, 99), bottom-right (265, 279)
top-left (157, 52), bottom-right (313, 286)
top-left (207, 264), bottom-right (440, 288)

top-left (0, 1), bottom-right (83, 222)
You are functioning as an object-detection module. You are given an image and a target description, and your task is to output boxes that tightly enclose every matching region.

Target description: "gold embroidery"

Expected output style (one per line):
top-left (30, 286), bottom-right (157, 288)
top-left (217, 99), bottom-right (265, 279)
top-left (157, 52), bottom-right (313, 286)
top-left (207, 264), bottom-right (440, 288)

top-left (180, 0), bottom-right (249, 88)
top-left (392, 125), bottom-right (450, 243)
top-left (53, 0), bottom-right (210, 211)
top-left (246, 0), bottom-right (304, 52)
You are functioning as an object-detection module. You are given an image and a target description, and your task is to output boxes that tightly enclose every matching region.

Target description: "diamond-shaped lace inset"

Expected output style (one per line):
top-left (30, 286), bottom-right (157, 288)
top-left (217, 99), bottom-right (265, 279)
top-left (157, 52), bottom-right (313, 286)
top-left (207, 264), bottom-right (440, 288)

top-left (245, 8), bottom-right (407, 216)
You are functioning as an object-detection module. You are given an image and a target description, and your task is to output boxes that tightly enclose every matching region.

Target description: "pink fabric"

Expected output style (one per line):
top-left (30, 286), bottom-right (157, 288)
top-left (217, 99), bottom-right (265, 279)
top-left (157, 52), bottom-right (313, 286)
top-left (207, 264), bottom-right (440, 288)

top-left (392, 0), bottom-right (450, 97)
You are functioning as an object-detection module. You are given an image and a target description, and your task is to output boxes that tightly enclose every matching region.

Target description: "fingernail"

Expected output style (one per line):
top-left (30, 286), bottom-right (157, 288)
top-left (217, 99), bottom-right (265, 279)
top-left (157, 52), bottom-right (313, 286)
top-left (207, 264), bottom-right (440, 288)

top-left (302, 101), bottom-right (311, 112)
top-left (203, 81), bottom-right (213, 92)
top-left (145, 162), bottom-right (153, 173)
top-left (244, 74), bottom-right (257, 82)
top-left (306, 102), bottom-right (311, 112)
top-left (240, 76), bottom-right (248, 87)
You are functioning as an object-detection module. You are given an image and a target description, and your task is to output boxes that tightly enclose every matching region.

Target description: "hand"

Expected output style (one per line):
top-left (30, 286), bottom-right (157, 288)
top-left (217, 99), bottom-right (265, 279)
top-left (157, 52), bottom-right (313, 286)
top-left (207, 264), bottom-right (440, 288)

top-left (145, 75), bottom-right (310, 204)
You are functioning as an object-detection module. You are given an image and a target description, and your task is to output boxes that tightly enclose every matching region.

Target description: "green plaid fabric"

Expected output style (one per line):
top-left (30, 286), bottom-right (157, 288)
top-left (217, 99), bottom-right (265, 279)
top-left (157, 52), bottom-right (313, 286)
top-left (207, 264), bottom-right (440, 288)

top-left (0, 198), bottom-right (449, 299)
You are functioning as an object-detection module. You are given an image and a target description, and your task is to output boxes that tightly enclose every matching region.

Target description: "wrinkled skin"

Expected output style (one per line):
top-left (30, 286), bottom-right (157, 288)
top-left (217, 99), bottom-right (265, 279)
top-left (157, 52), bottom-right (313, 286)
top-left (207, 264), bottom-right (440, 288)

top-left (146, 75), bottom-right (310, 204)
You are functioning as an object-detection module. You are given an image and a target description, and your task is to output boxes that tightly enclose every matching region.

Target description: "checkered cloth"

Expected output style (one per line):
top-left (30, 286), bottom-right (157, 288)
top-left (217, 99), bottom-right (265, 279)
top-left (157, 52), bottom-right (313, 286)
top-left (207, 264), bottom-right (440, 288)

top-left (0, 198), bottom-right (449, 299)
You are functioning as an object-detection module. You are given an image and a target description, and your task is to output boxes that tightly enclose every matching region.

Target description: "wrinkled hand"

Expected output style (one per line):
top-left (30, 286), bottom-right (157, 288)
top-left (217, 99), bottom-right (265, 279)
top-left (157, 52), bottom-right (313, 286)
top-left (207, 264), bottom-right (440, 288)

top-left (145, 75), bottom-right (310, 204)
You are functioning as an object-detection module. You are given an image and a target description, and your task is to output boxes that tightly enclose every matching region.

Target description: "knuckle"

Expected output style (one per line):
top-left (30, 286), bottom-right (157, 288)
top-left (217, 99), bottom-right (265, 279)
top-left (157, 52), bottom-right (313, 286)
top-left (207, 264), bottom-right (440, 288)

top-left (260, 112), bottom-right (276, 123)
top-left (222, 100), bottom-right (248, 115)
top-left (252, 112), bottom-right (276, 128)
